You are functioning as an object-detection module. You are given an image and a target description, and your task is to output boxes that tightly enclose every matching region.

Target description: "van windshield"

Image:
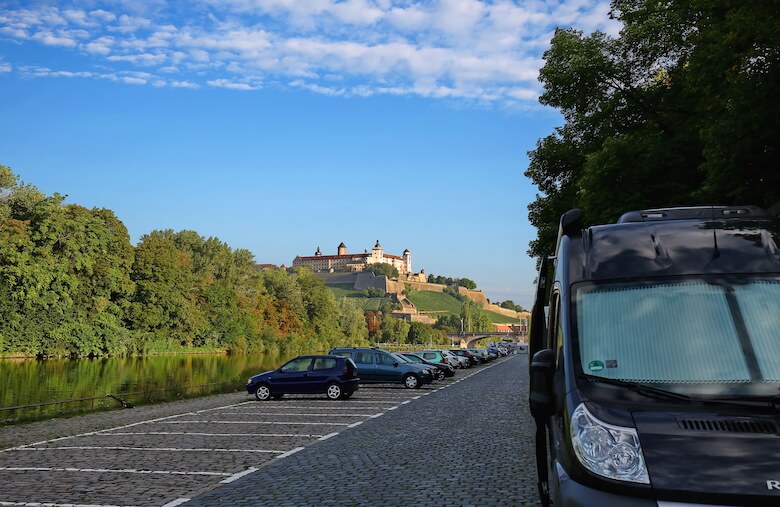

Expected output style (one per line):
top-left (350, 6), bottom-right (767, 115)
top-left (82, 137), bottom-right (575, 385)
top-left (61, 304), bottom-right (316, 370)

top-left (575, 279), bottom-right (780, 387)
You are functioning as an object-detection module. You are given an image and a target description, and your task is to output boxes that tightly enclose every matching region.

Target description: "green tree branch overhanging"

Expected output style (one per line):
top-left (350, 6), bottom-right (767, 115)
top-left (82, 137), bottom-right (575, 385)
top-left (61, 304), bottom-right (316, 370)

top-left (525, 0), bottom-right (780, 259)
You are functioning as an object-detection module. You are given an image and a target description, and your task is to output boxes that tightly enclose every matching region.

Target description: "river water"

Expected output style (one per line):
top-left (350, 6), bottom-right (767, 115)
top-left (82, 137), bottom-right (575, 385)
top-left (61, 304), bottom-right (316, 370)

top-left (0, 352), bottom-right (298, 423)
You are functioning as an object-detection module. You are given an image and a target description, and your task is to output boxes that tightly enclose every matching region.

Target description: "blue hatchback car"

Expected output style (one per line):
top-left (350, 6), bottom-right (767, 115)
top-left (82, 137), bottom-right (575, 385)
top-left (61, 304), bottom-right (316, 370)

top-left (246, 354), bottom-right (359, 401)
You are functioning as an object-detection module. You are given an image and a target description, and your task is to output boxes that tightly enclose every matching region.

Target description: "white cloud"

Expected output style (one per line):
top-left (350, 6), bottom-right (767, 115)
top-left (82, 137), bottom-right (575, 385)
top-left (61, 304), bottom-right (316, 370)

top-left (207, 78), bottom-right (260, 90)
top-left (32, 31), bottom-right (78, 48)
top-left (0, 1), bottom-right (618, 103)
top-left (0, 62), bottom-right (12, 73)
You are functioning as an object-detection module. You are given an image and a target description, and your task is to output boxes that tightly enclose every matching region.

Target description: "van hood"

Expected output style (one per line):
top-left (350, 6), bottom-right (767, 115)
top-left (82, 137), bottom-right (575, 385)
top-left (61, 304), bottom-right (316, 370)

top-left (633, 410), bottom-right (780, 505)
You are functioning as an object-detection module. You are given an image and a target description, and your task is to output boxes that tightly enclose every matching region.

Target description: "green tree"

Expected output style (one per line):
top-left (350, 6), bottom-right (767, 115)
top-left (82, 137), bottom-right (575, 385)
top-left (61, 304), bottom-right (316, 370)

top-left (380, 316), bottom-right (411, 343)
top-left (526, 0), bottom-right (780, 258)
top-left (364, 263), bottom-right (399, 279)
top-left (458, 278), bottom-right (477, 290)
top-left (407, 321), bottom-right (445, 345)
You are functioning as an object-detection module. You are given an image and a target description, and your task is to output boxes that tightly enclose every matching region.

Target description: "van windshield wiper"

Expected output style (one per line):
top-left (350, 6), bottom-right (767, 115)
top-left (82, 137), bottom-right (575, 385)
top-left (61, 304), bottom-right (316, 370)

top-left (700, 394), bottom-right (780, 410)
top-left (584, 376), bottom-right (692, 401)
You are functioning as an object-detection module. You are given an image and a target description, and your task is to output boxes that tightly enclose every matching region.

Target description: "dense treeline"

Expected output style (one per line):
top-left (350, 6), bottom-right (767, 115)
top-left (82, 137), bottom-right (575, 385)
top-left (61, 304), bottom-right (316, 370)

top-left (0, 167), bottom-right (369, 358)
top-left (526, 0), bottom-right (780, 258)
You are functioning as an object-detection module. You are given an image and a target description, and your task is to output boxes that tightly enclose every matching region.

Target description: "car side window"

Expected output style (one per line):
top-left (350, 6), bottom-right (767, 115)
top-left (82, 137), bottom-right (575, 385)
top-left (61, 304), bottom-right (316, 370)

top-left (312, 358), bottom-right (337, 370)
top-left (354, 351), bottom-right (373, 364)
top-left (280, 357), bottom-right (312, 373)
top-left (423, 352), bottom-right (435, 360)
top-left (376, 353), bottom-right (395, 366)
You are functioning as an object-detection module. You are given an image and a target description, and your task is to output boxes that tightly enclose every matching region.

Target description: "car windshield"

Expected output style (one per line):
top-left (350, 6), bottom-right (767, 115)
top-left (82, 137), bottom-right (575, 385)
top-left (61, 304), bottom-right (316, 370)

top-left (392, 353), bottom-right (411, 363)
top-left (403, 354), bottom-right (422, 363)
top-left (575, 278), bottom-right (780, 392)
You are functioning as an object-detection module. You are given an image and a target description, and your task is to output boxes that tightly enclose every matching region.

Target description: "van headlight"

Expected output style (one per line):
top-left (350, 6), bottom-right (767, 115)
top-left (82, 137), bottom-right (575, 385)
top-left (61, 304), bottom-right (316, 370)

top-left (571, 403), bottom-right (649, 484)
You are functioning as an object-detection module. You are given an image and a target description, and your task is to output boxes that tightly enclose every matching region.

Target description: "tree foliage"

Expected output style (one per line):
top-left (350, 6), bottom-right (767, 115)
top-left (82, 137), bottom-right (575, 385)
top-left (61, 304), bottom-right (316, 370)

top-left (364, 262), bottom-right (399, 279)
top-left (0, 167), bottom-right (371, 357)
top-left (526, 0), bottom-right (780, 258)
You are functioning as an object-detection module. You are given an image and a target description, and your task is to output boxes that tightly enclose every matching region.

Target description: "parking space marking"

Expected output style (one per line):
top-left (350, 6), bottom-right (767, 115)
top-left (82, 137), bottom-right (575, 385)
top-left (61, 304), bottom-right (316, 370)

top-left (209, 412), bottom-right (376, 417)
top-left (346, 421), bottom-right (363, 428)
top-left (2, 401), bottom-right (254, 452)
top-left (401, 400), bottom-right (411, 405)
top-left (161, 499), bottom-right (191, 507)
top-left (369, 412), bottom-right (384, 419)
top-left (93, 432), bottom-right (323, 438)
top-left (18, 446), bottom-right (284, 454)
top-left (275, 447), bottom-right (305, 459)
top-left (317, 432), bottom-right (339, 441)
top-left (219, 467), bottom-right (259, 484)
top-left (161, 420), bottom-right (349, 426)
top-left (0, 466), bottom-right (232, 477)
top-left (222, 405), bottom-right (390, 411)
top-left (0, 502), bottom-right (137, 507)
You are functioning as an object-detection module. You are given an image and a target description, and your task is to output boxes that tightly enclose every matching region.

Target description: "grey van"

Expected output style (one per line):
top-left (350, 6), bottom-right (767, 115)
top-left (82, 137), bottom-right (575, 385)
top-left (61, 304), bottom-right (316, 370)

top-left (529, 206), bottom-right (780, 506)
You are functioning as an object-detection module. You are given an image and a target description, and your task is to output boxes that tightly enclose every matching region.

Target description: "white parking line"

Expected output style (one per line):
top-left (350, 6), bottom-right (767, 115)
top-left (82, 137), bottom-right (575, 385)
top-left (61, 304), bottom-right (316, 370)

top-left (161, 499), bottom-right (191, 507)
top-left (0, 502), bottom-right (138, 507)
top-left (317, 432), bottom-right (339, 441)
top-left (346, 421), bottom-right (363, 428)
top-left (223, 406), bottom-right (390, 411)
top-left (94, 432), bottom-right (323, 438)
top-left (0, 466), bottom-right (231, 477)
top-left (275, 447), bottom-right (305, 459)
top-left (17, 446), bottom-right (284, 454)
top-left (2, 401), bottom-right (254, 452)
top-left (219, 467), bottom-right (259, 484)
top-left (369, 412), bottom-right (384, 419)
top-left (208, 412), bottom-right (375, 417)
top-left (161, 421), bottom-right (349, 426)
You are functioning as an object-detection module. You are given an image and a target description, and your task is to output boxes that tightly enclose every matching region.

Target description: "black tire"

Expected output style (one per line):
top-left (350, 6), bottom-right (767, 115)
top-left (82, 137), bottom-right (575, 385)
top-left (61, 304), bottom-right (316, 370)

top-left (326, 383), bottom-right (343, 400)
top-left (254, 383), bottom-right (271, 401)
top-left (436, 370), bottom-right (445, 381)
top-left (403, 373), bottom-right (420, 389)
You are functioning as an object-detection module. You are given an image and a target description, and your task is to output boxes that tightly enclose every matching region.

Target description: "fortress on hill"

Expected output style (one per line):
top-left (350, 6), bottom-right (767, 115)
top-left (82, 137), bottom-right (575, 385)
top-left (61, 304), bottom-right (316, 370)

top-left (292, 241), bottom-right (413, 274)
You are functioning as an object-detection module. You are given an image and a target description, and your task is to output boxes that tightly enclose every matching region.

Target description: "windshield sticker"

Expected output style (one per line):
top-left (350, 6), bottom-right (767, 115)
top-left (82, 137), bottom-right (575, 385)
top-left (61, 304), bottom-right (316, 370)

top-left (606, 359), bottom-right (618, 369)
top-left (588, 360), bottom-right (604, 372)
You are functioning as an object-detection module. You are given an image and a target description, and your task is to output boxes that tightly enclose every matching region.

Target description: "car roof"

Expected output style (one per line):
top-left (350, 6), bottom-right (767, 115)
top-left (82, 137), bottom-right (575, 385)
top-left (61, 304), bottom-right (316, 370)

top-left (562, 213), bottom-right (780, 283)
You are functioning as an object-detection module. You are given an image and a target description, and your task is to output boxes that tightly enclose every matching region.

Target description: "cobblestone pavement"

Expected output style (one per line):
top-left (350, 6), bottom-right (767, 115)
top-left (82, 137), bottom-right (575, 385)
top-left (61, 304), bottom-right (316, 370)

top-left (0, 354), bottom-right (537, 507)
top-left (186, 354), bottom-right (538, 507)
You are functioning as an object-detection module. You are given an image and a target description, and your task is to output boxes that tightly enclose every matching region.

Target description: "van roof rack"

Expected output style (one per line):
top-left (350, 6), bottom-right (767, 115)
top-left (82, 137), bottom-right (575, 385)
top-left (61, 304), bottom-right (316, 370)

top-left (617, 206), bottom-right (766, 224)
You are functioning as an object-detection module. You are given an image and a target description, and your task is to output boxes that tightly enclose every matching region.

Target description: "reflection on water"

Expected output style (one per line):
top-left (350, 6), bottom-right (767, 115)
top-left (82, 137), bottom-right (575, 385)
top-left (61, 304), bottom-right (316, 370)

top-left (0, 352), bottom-right (299, 423)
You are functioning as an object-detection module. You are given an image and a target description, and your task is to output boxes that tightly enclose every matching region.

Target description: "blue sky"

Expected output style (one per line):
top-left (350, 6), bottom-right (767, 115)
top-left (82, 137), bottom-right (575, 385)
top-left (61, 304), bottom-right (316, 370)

top-left (0, 0), bottom-right (618, 309)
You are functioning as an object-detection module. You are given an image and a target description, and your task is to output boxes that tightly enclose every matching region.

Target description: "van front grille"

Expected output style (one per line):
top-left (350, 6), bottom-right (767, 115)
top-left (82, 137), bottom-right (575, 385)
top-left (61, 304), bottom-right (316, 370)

top-left (677, 418), bottom-right (778, 434)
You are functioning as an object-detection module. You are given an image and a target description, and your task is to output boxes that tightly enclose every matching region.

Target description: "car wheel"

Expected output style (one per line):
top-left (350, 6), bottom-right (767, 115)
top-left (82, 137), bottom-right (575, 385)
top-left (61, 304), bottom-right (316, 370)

top-left (403, 374), bottom-right (420, 389)
top-left (436, 370), bottom-right (445, 381)
top-left (326, 383), bottom-right (343, 400)
top-left (254, 384), bottom-right (271, 401)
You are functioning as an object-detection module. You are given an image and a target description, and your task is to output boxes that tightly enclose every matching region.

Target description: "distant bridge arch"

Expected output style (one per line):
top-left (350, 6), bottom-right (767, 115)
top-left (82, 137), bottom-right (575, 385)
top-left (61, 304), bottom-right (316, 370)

top-left (447, 332), bottom-right (525, 349)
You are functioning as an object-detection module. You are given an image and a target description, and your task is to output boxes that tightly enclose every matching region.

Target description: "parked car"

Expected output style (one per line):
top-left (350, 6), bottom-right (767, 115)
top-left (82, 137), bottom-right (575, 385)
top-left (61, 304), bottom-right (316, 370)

top-left (418, 350), bottom-right (459, 368)
top-left (467, 348), bottom-right (489, 363)
top-left (246, 354), bottom-right (359, 401)
top-left (450, 349), bottom-right (478, 366)
top-left (400, 352), bottom-right (455, 378)
top-left (330, 347), bottom-right (433, 389)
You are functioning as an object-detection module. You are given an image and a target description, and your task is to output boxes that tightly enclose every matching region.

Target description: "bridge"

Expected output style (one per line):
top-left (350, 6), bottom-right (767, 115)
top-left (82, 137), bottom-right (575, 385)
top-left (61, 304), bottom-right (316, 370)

top-left (446, 332), bottom-right (526, 349)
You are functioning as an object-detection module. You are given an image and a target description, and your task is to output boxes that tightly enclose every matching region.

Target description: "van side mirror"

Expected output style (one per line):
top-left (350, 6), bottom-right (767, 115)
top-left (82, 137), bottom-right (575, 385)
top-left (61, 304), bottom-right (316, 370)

top-left (529, 349), bottom-right (555, 419)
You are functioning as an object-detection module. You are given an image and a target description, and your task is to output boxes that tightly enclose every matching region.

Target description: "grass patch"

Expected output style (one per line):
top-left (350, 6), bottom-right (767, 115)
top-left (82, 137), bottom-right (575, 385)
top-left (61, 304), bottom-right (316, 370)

top-left (326, 283), bottom-right (363, 298)
top-left (406, 291), bottom-right (463, 317)
top-left (484, 310), bottom-right (521, 324)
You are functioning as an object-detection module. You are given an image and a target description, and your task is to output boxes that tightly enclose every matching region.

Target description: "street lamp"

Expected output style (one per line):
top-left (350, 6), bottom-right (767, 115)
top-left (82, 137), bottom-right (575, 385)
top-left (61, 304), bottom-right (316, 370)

top-left (460, 318), bottom-right (464, 335)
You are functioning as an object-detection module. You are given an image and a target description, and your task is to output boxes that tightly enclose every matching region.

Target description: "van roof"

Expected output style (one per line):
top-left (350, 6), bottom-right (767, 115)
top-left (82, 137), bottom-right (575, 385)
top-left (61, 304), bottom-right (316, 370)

top-left (562, 207), bottom-right (780, 282)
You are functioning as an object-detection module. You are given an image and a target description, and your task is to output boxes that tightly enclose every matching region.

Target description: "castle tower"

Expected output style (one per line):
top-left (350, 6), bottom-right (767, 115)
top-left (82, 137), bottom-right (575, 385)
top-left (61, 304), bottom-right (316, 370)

top-left (315, 246), bottom-right (322, 256)
top-left (371, 240), bottom-right (383, 260)
top-left (337, 242), bottom-right (347, 256)
top-left (403, 248), bottom-right (412, 274)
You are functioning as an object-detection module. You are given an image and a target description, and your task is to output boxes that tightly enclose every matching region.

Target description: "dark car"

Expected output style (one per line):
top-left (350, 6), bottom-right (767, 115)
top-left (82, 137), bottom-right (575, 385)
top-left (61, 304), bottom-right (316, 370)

top-left (400, 352), bottom-right (455, 379)
top-left (329, 347), bottom-right (433, 389)
top-left (450, 349), bottom-right (479, 366)
top-left (246, 354), bottom-right (359, 401)
top-left (529, 205), bottom-right (780, 506)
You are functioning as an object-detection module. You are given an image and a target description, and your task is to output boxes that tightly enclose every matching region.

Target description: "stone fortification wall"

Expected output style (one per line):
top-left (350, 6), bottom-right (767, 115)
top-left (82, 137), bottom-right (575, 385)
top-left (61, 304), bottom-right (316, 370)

top-left (353, 272), bottom-right (388, 291)
top-left (313, 272), bottom-right (357, 285)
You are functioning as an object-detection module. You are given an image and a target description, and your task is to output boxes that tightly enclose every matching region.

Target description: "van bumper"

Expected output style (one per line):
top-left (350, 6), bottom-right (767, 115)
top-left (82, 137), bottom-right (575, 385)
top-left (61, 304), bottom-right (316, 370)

top-left (555, 463), bottom-right (656, 507)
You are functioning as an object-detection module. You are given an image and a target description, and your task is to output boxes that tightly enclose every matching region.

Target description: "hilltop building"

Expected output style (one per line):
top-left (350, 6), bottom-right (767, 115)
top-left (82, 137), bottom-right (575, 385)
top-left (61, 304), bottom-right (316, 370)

top-left (293, 241), bottom-right (412, 274)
